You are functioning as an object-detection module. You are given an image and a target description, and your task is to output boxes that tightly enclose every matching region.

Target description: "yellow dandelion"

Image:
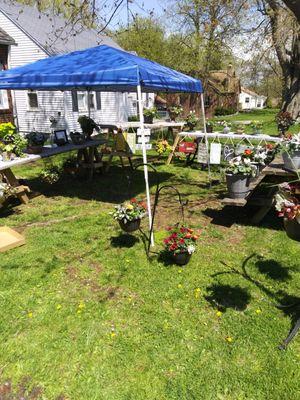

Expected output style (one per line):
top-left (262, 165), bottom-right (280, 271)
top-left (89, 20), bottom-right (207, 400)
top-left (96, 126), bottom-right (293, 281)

top-left (78, 302), bottom-right (85, 309)
top-left (56, 304), bottom-right (62, 310)
top-left (27, 312), bottom-right (33, 318)
top-left (225, 336), bottom-right (233, 343)
top-left (216, 311), bottom-right (222, 317)
top-left (110, 332), bottom-right (116, 338)
top-left (177, 284), bottom-right (183, 289)
top-left (255, 309), bottom-right (262, 314)
top-left (194, 288), bottom-right (201, 299)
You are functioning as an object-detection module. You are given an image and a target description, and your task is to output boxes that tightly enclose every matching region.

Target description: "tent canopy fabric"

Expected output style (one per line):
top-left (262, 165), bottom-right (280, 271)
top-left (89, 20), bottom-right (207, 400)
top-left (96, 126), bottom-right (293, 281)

top-left (0, 45), bottom-right (202, 93)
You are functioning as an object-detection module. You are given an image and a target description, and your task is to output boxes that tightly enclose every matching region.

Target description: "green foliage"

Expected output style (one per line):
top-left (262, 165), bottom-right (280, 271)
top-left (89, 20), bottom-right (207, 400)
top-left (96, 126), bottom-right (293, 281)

top-left (0, 122), bottom-right (16, 139)
top-left (40, 163), bottom-right (61, 184)
top-left (0, 123), bottom-right (27, 157)
top-left (215, 107), bottom-right (236, 116)
top-left (143, 107), bottom-right (158, 118)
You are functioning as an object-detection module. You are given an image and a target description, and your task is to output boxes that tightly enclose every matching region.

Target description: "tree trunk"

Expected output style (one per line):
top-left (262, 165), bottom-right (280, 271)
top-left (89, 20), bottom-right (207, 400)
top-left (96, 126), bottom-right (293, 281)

top-left (281, 31), bottom-right (300, 119)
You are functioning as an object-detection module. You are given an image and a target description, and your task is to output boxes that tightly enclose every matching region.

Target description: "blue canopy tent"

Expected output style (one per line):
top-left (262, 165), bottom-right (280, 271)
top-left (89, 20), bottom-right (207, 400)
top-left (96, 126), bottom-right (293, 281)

top-left (0, 45), bottom-right (208, 245)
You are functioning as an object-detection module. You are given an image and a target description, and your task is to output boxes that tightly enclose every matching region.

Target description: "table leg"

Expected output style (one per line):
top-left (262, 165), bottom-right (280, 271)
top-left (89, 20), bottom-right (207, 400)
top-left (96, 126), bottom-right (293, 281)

top-left (167, 134), bottom-right (180, 165)
top-left (2, 168), bottom-right (29, 204)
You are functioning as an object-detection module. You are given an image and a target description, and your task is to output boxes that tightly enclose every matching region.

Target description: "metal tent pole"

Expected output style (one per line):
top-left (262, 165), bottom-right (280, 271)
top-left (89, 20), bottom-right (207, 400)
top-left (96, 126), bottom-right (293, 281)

top-left (200, 93), bottom-right (211, 185)
top-left (137, 85), bottom-right (154, 246)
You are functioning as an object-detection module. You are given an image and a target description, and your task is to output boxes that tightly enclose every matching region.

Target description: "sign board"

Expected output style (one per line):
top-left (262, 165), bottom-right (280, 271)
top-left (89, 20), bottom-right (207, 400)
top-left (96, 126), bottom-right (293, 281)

top-left (197, 143), bottom-right (208, 164)
top-left (210, 143), bottom-right (222, 164)
top-left (223, 145), bottom-right (235, 162)
top-left (136, 143), bottom-right (152, 151)
top-left (137, 128), bottom-right (151, 137)
top-left (138, 135), bottom-right (150, 144)
top-left (126, 132), bottom-right (136, 154)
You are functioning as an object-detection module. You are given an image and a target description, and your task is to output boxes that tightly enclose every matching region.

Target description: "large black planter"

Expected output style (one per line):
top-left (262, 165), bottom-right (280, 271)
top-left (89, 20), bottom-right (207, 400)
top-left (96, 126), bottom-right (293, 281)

top-left (171, 251), bottom-right (192, 266)
top-left (284, 218), bottom-right (300, 242)
top-left (119, 218), bottom-right (141, 233)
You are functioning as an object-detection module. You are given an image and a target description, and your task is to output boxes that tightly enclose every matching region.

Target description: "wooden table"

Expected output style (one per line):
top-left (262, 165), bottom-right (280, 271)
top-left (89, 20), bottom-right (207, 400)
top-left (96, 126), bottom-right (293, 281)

top-left (221, 156), bottom-right (296, 224)
top-left (0, 138), bottom-right (107, 204)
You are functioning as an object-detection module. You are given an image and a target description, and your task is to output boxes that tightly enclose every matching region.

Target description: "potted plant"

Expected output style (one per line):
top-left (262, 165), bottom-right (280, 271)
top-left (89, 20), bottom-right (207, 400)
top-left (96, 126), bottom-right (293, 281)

top-left (251, 146), bottom-right (268, 176)
top-left (155, 140), bottom-right (172, 156)
top-left (206, 121), bottom-right (214, 133)
top-left (251, 120), bottom-right (263, 134)
top-left (0, 123), bottom-right (27, 160)
top-left (40, 164), bottom-right (61, 184)
top-left (112, 198), bottom-right (147, 233)
top-left (163, 225), bottom-right (199, 265)
top-left (143, 107), bottom-right (158, 124)
top-left (281, 133), bottom-right (300, 172)
top-left (78, 115), bottom-right (100, 139)
top-left (185, 111), bottom-right (198, 131)
top-left (70, 131), bottom-right (86, 145)
top-left (275, 182), bottom-right (300, 241)
top-left (62, 157), bottom-right (79, 175)
top-left (275, 111), bottom-right (294, 136)
top-left (0, 180), bottom-right (16, 208)
top-left (225, 153), bottom-right (255, 199)
top-left (168, 105), bottom-right (183, 122)
top-left (25, 131), bottom-right (46, 154)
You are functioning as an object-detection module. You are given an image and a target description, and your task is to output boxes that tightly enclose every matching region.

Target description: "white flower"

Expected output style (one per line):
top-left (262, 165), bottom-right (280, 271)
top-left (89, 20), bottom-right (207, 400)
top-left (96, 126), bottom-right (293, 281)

top-left (187, 244), bottom-right (195, 254)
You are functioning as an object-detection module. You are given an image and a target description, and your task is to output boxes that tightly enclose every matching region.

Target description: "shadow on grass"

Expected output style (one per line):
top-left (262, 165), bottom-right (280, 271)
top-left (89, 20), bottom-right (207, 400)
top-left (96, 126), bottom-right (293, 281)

top-left (255, 258), bottom-right (291, 282)
top-left (157, 250), bottom-right (176, 267)
top-left (22, 166), bottom-right (174, 205)
top-left (110, 234), bottom-right (139, 248)
top-left (205, 284), bottom-right (251, 311)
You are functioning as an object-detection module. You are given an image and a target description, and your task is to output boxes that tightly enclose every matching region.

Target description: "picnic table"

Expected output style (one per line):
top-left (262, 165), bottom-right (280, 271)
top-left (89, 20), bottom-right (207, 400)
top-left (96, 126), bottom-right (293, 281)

top-left (99, 121), bottom-right (185, 171)
top-left (221, 156), bottom-right (295, 224)
top-left (0, 138), bottom-right (107, 204)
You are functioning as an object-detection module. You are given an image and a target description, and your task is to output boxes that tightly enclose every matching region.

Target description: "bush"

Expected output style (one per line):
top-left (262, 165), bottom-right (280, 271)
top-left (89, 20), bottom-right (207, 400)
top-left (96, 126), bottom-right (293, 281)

top-left (214, 107), bottom-right (236, 116)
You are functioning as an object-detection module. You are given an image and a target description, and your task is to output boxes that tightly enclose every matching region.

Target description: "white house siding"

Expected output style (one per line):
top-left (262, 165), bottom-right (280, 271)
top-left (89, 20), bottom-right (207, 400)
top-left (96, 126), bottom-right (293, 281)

top-left (0, 9), bottom-right (144, 134)
top-left (239, 90), bottom-right (266, 111)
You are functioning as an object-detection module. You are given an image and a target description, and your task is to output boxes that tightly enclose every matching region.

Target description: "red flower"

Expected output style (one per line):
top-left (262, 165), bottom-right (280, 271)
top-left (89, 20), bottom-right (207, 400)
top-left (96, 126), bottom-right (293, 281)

top-left (130, 198), bottom-right (137, 203)
top-left (185, 233), bottom-right (192, 239)
top-left (179, 239), bottom-right (185, 244)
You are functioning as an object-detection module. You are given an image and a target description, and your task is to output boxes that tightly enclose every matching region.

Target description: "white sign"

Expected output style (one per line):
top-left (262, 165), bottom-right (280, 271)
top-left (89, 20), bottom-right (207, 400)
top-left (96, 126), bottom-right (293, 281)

top-left (138, 136), bottom-right (150, 144)
top-left (137, 128), bottom-right (151, 137)
top-left (210, 143), bottom-right (222, 164)
top-left (126, 132), bottom-right (136, 154)
top-left (136, 144), bottom-right (152, 150)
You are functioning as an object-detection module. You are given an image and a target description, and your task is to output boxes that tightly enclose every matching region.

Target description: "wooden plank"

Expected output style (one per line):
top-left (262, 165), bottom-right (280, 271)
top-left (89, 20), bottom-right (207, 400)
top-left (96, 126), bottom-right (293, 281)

top-left (0, 226), bottom-right (25, 253)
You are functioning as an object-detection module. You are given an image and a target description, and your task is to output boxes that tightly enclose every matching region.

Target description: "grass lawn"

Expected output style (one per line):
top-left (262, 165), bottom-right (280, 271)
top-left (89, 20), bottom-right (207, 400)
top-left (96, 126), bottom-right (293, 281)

top-left (212, 108), bottom-right (299, 136)
top-left (0, 110), bottom-right (300, 399)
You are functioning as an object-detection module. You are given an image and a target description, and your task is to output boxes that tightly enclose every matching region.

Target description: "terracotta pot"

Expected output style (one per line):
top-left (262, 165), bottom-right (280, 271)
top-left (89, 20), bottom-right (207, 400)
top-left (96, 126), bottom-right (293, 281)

top-left (119, 218), bottom-right (141, 233)
top-left (226, 174), bottom-right (251, 199)
top-left (284, 218), bottom-right (300, 242)
top-left (26, 145), bottom-right (43, 154)
top-left (282, 151), bottom-right (300, 172)
top-left (171, 251), bottom-right (192, 266)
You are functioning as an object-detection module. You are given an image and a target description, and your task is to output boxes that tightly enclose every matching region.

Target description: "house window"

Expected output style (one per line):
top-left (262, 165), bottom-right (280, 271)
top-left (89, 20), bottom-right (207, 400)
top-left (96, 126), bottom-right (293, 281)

top-left (77, 92), bottom-right (86, 110)
top-left (95, 92), bottom-right (101, 110)
top-left (245, 97), bottom-right (250, 103)
top-left (0, 90), bottom-right (8, 109)
top-left (27, 91), bottom-right (39, 109)
top-left (257, 102), bottom-right (261, 108)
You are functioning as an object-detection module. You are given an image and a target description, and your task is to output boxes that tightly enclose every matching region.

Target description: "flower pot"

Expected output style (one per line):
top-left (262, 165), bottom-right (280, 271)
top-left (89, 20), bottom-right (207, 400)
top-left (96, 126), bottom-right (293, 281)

top-left (171, 251), bottom-right (192, 266)
top-left (70, 132), bottom-right (86, 145)
top-left (26, 145), bottom-right (43, 154)
top-left (223, 127), bottom-right (230, 134)
top-left (284, 218), bottom-right (300, 242)
top-left (143, 115), bottom-right (153, 124)
top-left (226, 174), bottom-right (251, 199)
top-left (118, 218), bottom-right (141, 233)
top-left (206, 124), bottom-right (213, 133)
top-left (282, 151), bottom-right (300, 172)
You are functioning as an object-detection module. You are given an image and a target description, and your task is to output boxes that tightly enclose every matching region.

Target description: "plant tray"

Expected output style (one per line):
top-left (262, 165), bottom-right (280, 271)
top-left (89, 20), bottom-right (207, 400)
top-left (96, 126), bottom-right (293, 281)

top-left (0, 226), bottom-right (25, 252)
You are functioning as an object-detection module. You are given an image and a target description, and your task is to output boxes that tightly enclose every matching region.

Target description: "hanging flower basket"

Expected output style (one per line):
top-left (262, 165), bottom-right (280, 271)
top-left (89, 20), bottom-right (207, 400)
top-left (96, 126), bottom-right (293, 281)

top-left (112, 198), bottom-right (147, 233)
top-left (163, 225), bottom-right (199, 266)
top-left (282, 151), bottom-right (300, 172)
top-left (284, 218), bottom-right (300, 242)
top-left (118, 218), bottom-right (141, 233)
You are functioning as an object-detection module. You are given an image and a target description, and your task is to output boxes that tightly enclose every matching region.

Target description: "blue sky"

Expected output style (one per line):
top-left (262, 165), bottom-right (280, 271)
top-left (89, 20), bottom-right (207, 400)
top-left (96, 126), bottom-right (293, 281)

top-left (108, 0), bottom-right (163, 28)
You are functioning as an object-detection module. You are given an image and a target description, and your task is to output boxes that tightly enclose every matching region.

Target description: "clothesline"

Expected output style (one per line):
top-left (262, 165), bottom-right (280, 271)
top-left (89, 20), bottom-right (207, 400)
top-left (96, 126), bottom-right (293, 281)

top-left (178, 131), bottom-right (282, 143)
